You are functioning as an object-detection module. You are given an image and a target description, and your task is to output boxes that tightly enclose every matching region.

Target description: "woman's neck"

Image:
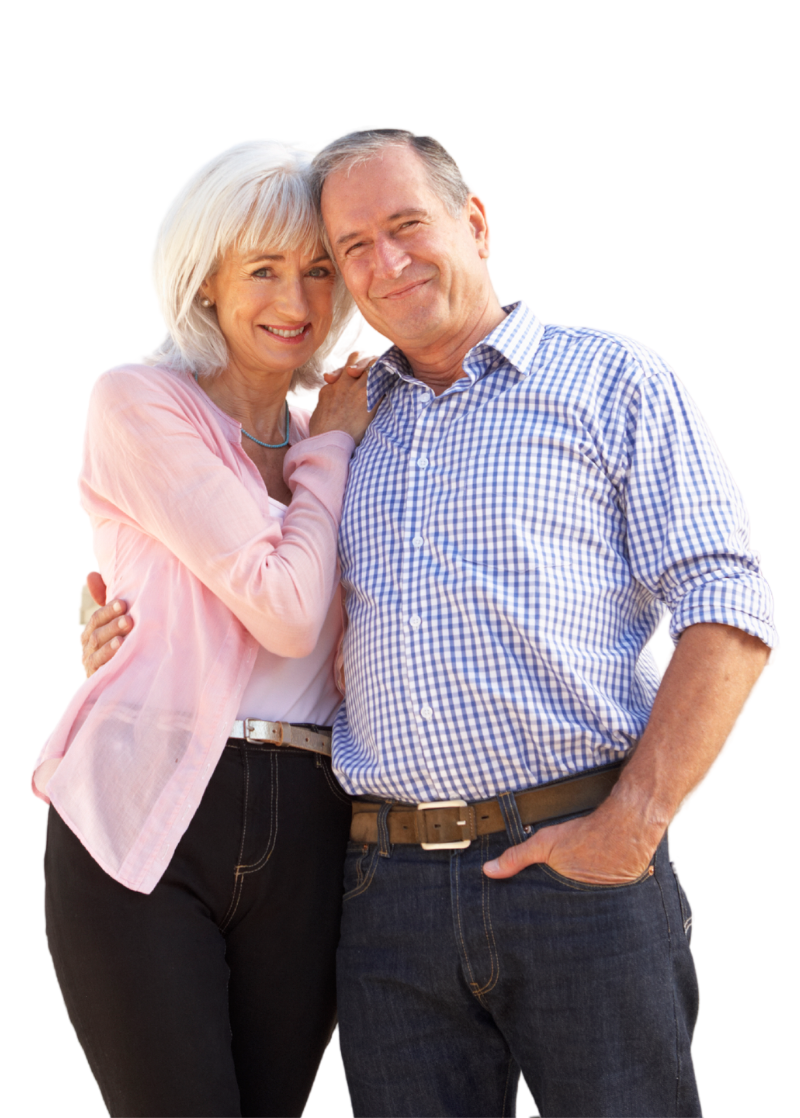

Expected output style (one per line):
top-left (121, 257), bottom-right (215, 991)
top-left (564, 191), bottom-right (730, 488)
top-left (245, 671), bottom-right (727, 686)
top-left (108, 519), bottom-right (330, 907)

top-left (197, 362), bottom-right (294, 446)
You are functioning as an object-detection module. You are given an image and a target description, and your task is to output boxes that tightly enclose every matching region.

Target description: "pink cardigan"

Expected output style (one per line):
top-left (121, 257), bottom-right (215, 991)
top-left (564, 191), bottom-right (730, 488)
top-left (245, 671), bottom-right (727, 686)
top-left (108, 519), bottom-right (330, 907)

top-left (34, 364), bottom-right (354, 893)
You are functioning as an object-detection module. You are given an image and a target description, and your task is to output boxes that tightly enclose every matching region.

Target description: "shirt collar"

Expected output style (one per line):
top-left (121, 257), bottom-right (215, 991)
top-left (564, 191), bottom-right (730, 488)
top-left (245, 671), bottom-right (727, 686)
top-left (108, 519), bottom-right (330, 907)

top-left (366, 302), bottom-right (545, 409)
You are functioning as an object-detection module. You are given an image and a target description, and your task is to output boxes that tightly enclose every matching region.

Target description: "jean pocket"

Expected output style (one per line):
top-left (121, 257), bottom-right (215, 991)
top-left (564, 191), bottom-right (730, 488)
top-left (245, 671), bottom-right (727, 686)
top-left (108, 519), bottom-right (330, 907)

top-left (342, 842), bottom-right (380, 902)
top-left (671, 862), bottom-right (693, 941)
top-left (536, 861), bottom-right (654, 891)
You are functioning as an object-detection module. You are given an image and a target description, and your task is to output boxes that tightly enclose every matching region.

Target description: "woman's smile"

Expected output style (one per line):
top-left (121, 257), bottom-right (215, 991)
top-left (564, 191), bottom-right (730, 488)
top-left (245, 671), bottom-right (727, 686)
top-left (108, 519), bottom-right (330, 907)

top-left (259, 322), bottom-right (313, 342)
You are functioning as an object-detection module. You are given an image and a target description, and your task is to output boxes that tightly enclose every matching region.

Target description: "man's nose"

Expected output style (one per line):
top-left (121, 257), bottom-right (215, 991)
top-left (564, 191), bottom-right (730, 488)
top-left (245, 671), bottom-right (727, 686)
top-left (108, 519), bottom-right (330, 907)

top-left (374, 235), bottom-right (410, 280)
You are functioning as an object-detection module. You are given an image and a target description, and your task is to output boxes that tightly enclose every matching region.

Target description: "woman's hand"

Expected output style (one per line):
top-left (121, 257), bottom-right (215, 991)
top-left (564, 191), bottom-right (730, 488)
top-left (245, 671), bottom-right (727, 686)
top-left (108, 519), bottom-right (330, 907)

top-left (310, 352), bottom-right (378, 446)
top-left (80, 572), bottom-right (132, 677)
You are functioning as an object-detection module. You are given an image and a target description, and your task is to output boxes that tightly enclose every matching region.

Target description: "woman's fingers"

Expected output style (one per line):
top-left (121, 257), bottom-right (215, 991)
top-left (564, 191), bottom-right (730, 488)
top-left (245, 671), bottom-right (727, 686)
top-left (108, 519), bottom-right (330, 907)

top-left (81, 599), bottom-right (132, 678)
top-left (324, 352), bottom-right (377, 384)
top-left (86, 570), bottom-right (108, 607)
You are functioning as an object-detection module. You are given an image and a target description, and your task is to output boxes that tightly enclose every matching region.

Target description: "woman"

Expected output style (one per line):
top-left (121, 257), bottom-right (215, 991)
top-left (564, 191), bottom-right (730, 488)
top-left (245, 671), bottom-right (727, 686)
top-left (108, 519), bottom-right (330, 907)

top-left (34, 141), bottom-right (373, 1118)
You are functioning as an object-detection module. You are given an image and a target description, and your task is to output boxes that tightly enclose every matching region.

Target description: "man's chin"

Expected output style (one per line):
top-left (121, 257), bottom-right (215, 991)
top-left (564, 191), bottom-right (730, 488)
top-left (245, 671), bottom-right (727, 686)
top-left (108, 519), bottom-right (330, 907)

top-left (370, 306), bottom-right (445, 350)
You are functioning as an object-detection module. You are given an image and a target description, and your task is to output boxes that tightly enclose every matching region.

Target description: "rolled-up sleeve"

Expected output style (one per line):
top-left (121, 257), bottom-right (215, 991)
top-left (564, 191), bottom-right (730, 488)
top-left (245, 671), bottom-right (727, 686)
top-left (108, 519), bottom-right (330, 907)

top-left (621, 366), bottom-right (776, 648)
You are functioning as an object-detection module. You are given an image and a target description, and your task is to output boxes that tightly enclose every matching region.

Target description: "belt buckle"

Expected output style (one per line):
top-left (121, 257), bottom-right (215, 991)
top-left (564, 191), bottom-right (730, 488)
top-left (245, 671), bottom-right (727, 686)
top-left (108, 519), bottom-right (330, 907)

top-left (244, 719), bottom-right (283, 745)
top-left (417, 799), bottom-right (471, 850)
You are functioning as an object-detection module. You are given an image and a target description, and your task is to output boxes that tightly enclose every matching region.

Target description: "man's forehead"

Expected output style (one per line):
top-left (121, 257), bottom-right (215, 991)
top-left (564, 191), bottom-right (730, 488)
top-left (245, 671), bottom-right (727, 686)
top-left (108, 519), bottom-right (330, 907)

top-left (322, 148), bottom-right (434, 212)
top-left (322, 162), bottom-right (441, 243)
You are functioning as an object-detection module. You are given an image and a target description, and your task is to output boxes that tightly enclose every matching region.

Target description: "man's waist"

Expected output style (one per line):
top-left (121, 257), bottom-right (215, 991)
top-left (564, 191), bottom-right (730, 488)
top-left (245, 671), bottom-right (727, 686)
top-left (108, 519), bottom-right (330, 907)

top-left (349, 762), bottom-right (624, 848)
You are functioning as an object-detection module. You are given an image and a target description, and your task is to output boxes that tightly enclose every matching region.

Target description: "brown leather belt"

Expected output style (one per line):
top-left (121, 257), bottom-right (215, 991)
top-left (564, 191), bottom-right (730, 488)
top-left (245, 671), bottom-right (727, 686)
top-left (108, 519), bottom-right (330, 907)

top-left (350, 762), bottom-right (623, 849)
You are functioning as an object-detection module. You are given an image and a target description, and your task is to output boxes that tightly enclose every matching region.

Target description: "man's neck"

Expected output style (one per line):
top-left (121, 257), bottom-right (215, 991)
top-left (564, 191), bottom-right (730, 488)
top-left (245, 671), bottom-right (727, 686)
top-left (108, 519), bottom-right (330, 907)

top-left (401, 293), bottom-right (507, 396)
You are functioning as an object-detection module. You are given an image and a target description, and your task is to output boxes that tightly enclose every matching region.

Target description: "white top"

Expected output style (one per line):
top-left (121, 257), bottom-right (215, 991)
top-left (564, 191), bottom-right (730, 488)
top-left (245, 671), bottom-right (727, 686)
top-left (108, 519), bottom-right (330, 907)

top-left (235, 498), bottom-right (342, 726)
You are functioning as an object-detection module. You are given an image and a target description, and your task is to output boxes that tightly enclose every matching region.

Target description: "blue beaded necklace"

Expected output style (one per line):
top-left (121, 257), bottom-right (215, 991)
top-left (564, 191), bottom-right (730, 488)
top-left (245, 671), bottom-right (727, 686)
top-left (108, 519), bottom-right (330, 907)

top-left (194, 372), bottom-right (290, 448)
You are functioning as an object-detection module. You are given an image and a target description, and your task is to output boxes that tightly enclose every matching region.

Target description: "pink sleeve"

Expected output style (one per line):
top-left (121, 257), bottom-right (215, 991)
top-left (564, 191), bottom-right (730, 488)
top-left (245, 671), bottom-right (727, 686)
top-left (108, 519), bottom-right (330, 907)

top-left (82, 368), bottom-right (355, 658)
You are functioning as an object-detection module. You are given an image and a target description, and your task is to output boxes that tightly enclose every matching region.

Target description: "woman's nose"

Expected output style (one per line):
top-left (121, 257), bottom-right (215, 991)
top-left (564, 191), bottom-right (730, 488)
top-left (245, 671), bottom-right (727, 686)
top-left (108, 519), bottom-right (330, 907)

top-left (276, 278), bottom-right (310, 320)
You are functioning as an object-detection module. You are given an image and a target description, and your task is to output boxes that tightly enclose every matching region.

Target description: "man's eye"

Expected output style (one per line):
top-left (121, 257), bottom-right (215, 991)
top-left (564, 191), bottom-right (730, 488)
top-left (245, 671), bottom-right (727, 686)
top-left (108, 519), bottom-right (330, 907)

top-left (346, 242), bottom-right (366, 256)
top-left (399, 221), bottom-right (420, 231)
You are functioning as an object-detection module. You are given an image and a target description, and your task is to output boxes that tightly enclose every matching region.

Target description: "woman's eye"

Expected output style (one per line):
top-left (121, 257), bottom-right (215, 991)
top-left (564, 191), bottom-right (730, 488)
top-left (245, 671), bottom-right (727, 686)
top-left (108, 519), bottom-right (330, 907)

top-left (308, 267), bottom-right (332, 278)
top-left (252, 267), bottom-right (273, 278)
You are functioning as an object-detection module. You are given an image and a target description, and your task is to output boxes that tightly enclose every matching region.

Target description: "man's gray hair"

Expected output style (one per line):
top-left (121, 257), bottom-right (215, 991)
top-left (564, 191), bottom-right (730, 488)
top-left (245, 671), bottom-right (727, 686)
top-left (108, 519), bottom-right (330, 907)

top-left (310, 129), bottom-right (470, 222)
top-left (148, 141), bottom-right (353, 389)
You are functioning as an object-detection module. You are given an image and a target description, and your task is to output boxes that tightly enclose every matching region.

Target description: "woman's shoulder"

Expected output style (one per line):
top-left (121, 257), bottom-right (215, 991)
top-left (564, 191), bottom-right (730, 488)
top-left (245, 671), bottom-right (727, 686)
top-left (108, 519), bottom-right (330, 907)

top-left (91, 362), bottom-right (191, 406)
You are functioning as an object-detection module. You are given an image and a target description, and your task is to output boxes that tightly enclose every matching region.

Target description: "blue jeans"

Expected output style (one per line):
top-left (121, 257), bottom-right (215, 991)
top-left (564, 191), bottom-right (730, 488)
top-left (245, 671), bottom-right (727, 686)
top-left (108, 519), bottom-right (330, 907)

top-left (337, 802), bottom-right (700, 1118)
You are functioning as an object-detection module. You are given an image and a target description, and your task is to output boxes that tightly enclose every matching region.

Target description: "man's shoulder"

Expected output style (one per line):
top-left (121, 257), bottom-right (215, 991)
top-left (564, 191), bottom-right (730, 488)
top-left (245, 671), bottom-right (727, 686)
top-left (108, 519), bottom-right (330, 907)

top-left (537, 323), bottom-right (672, 390)
top-left (540, 324), bottom-right (670, 371)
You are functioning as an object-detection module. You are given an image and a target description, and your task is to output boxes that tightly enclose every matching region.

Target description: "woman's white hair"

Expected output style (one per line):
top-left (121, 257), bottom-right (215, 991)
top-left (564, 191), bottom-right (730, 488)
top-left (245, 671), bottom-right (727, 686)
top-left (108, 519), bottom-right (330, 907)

top-left (148, 141), bottom-right (354, 389)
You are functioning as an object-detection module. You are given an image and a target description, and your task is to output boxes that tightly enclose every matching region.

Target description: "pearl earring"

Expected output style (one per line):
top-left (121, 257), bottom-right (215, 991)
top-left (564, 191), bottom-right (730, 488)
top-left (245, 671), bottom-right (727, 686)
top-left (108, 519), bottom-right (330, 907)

top-left (200, 297), bottom-right (213, 308)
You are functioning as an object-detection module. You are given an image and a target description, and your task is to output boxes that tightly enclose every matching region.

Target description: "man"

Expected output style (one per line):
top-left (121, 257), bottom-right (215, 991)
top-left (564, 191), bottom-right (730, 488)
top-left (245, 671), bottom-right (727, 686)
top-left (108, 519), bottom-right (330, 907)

top-left (87, 131), bottom-right (774, 1117)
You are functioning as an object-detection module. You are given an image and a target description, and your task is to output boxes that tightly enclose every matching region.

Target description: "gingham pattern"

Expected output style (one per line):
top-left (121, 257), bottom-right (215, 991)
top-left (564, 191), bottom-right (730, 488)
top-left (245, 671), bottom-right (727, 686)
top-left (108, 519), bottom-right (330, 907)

top-left (332, 303), bottom-right (776, 802)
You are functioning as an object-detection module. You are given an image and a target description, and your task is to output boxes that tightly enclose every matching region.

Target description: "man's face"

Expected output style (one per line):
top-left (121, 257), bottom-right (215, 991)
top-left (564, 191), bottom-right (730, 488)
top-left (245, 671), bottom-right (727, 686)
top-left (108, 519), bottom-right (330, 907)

top-left (320, 145), bottom-right (491, 351)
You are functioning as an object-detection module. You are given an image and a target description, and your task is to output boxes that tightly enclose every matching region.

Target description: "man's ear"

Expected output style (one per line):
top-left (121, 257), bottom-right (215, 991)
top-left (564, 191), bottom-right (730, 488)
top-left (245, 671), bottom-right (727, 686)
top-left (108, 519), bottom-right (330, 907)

top-left (466, 195), bottom-right (490, 259)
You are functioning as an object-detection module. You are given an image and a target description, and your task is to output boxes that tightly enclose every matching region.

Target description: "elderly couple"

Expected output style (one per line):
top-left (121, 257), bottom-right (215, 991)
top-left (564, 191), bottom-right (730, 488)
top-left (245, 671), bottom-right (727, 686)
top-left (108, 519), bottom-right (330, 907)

top-left (36, 130), bottom-right (774, 1118)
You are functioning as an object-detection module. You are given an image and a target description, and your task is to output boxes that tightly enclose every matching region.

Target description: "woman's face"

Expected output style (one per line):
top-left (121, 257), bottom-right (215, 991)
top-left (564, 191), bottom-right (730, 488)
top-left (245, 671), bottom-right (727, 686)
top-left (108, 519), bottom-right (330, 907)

top-left (201, 241), bottom-right (336, 380)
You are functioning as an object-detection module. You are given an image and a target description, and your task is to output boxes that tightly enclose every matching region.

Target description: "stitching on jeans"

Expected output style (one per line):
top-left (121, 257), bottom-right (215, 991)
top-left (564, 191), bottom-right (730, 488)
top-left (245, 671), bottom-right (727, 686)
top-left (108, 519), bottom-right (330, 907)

top-left (500, 1055), bottom-right (514, 1118)
top-left (319, 756), bottom-right (353, 804)
top-left (220, 745), bottom-right (251, 930)
top-left (452, 852), bottom-right (479, 991)
top-left (474, 836), bottom-right (500, 997)
top-left (220, 752), bottom-right (278, 932)
top-left (239, 751), bottom-right (279, 874)
top-left (654, 847), bottom-right (682, 1114)
top-left (342, 844), bottom-right (379, 901)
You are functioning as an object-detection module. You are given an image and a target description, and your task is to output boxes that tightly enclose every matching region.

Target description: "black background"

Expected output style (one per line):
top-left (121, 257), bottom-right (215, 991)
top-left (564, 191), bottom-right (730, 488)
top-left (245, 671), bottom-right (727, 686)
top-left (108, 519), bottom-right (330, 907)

top-left (29, 117), bottom-right (773, 1113)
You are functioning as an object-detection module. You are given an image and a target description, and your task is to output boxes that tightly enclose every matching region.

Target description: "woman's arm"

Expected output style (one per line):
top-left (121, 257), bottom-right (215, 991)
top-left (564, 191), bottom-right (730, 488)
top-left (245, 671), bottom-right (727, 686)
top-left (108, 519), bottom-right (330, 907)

top-left (84, 366), bottom-right (358, 658)
top-left (79, 359), bottom-right (378, 674)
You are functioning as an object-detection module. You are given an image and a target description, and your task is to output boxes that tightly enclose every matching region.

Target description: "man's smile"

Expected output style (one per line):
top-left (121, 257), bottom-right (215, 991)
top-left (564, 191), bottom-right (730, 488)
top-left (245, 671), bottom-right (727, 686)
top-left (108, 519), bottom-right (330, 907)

top-left (379, 278), bottom-right (432, 301)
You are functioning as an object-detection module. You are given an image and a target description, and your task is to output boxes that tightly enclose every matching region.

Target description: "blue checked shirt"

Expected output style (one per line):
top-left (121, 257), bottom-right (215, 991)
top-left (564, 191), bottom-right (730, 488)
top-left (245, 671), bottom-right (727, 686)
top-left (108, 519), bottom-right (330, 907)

top-left (331, 302), bottom-right (775, 803)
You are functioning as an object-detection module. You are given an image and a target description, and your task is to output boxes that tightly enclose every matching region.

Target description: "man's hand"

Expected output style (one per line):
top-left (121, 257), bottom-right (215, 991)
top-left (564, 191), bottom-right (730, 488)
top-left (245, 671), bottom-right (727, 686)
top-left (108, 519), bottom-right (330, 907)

top-left (485, 622), bottom-right (770, 881)
top-left (483, 798), bottom-right (655, 884)
top-left (81, 572), bottom-right (132, 677)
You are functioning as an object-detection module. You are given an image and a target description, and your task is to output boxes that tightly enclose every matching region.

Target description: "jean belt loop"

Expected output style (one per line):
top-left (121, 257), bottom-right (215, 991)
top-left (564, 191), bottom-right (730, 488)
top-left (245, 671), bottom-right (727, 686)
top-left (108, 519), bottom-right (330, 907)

top-left (377, 802), bottom-right (393, 858)
top-left (497, 791), bottom-right (528, 846)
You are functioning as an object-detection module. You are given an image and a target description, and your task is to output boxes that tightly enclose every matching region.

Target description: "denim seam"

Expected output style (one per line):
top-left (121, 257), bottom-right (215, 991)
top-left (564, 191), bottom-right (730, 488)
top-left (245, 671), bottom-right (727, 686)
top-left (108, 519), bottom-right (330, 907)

top-left (220, 753), bottom-right (279, 932)
top-left (537, 862), bottom-right (652, 891)
top-left (654, 848), bottom-right (682, 1115)
top-left (238, 751), bottom-right (279, 874)
top-left (342, 844), bottom-right (380, 901)
top-left (497, 791), bottom-right (526, 845)
top-left (500, 1055), bottom-right (514, 1118)
top-left (219, 745), bottom-right (252, 930)
top-left (449, 836), bottom-right (500, 1001)
top-left (318, 758), bottom-right (353, 805)
top-left (451, 852), bottom-right (480, 992)
top-left (474, 836), bottom-right (500, 997)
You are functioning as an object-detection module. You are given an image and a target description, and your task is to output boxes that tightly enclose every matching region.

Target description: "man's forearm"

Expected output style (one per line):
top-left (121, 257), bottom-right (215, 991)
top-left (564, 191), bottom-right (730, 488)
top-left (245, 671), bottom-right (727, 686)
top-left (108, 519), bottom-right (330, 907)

top-left (606, 622), bottom-right (770, 846)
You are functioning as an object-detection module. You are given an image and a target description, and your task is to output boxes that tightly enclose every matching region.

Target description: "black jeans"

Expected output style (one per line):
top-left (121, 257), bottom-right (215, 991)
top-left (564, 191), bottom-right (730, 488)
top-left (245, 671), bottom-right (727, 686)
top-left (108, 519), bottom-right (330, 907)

top-left (45, 740), bottom-right (353, 1117)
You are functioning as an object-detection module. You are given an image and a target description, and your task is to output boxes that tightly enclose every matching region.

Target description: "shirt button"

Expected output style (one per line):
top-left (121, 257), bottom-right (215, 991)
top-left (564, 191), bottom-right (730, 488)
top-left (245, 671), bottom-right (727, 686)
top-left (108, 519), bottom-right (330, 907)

top-left (417, 457), bottom-right (429, 468)
top-left (420, 705), bottom-right (433, 720)
top-left (410, 615), bottom-right (421, 629)
top-left (412, 535), bottom-right (424, 548)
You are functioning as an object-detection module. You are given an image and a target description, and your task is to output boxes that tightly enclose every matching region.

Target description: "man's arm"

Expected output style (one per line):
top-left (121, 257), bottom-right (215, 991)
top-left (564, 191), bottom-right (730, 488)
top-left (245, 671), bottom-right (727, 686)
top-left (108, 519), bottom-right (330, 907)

top-left (484, 622), bottom-right (769, 881)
